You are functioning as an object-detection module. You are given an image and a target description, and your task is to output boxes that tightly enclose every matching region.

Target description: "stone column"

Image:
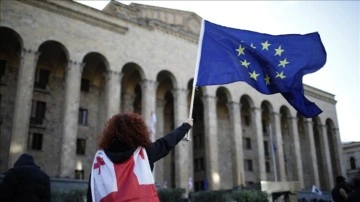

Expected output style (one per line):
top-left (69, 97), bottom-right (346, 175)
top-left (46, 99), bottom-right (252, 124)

top-left (59, 60), bottom-right (84, 177)
top-left (121, 92), bottom-right (135, 112)
top-left (253, 108), bottom-right (266, 181)
top-left (154, 99), bottom-right (165, 183)
top-left (228, 102), bottom-right (245, 186)
top-left (173, 88), bottom-right (190, 191)
top-left (290, 116), bottom-right (304, 188)
top-left (141, 79), bottom-right (156, 127)
top-left (321, 124), bottom-right (334, 189)
top-left (105, 70), bottom-right (122, 118)
top-left (9, 49), bottom-right (40, 167)
top-left (333, 127), bottom-right (346, 177)
top-left (202, 94), bottom-right (220, 190)
top-left (306, 119), bottom-right (320, 186)
top-left (272, 112), bottom-right (286, 181)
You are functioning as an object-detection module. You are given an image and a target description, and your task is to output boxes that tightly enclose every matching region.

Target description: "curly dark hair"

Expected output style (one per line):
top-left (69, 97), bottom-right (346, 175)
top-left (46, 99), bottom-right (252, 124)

top-left (98, 113), bottom-right (152, 150)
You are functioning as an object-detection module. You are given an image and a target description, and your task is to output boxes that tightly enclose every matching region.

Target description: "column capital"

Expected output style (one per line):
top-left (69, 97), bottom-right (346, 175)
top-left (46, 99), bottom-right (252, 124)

top-left (140, 79), bottom-right (157, 89)
top-left (289, 116), bottom-right (298, 120)
top-left (228, 101), bottom-right (240, 106)
top-left (20, 48), bottom-right (41, 66)
top-left (21, 48), bottom-right (41, 57)
top-left (67, 60), bottom-right (85, 74)
top-left (106, 69), bottom-right (122, 76)
top-left (226, 101), bottom-right (240, 111)
top-left (105, 69), bottom-right (123, 81)
top-left (319, 124), bottom-right (327, 128)
top-left (305, 119), bottom-right (313, 124)
top-left (202, 94), bottom-right (217, 101)
top-left (173, 87), bottom-right (188, 93)
top-left (68, 60), bottom-right (84, 66)
top-left (251, 107), bottom-right (262, 112)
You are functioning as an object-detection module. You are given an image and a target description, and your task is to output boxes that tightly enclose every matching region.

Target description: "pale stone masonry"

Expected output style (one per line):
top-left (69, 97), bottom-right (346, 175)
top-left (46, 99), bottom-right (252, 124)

top-left (343, 142), bottom-right (360, 181)
top-left (0, 0), bottom-right (345, 193)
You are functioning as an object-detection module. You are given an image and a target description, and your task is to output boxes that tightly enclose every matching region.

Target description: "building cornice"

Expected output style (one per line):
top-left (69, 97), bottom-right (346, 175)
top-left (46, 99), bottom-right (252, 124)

top-left (104, 1), bottom-right (200, 43)
top-left (17, 0), bottom-right (128, 35)
top-left (343, 141), bottom-right (360, 149)
top-left (304, 84), bottom-right (337, 104)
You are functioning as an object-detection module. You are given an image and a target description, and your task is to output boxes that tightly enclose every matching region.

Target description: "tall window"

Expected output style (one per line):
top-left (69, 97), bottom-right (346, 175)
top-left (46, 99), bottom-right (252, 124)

top-left (30, 100), bottom-right (46, 125)
top-left (350, 157), bottom-right (356, 170)
top-left (194, 158), bottom-right (199, 172)
top-left (199, 157), bottom-right (204, 171)
top-left (193, 157), bottom-right (205, 172)
top-left (76, 138), bottom-right (86, 155)
top-left (0, 94), bottom-right (2, 124)
top-left (262, 119), bottom-right (268, 134)
top-left (245, 159), bottom-right (253, 172)
top-left (78, 108), bottom-right (88, 125)
top-left (34, 69), bottom-right (50, 89)
top-left (266, 161), bottom-right (271, 173)
top-left (81, 79), bottom-right (90, 92)
top-left (244, 137), bottom-right (252, 150)
top-left (243, 114), bottom-right (251, 126)
top-left (0, 60), bottom-right (6, 82)
top-left (264, 141), bottom-right (269, 157)
top-left (193, 132), bottom-right (204, 149)
top-left (30, 133), bottom-right (43, 150)
top-left (240, 99), bottom-right (251, 126)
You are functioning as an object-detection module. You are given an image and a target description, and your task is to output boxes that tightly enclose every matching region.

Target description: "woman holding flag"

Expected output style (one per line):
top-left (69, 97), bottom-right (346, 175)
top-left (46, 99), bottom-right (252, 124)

top-left (87, 112), bottom-right (193, 202)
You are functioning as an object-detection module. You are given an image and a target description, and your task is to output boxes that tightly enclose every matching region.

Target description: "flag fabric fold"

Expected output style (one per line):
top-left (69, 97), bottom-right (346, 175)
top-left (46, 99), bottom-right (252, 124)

top-left (195, 20), bottom-right (327, 118)
top-left (91, 148), bottom-right (159, 202)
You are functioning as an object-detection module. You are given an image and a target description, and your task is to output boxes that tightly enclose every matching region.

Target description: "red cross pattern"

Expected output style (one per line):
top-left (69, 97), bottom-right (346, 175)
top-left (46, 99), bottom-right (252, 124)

top-left (93, 156), bottom-right (105, 175)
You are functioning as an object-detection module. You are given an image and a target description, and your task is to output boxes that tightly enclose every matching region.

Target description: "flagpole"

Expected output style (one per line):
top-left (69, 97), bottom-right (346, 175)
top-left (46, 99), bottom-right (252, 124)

top-left (269, 124), bottom-right (278, 181)
top-left (184, 19), bottom-right (205, 141)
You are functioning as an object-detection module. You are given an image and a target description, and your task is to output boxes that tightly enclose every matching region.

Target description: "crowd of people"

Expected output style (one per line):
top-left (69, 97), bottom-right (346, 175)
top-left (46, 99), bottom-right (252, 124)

top-left (331, 175), bottom-right (360, 202)
top-left (0, 113), bottom-right (360, 202)
top-left (0, 112), bottom-right (193, 202)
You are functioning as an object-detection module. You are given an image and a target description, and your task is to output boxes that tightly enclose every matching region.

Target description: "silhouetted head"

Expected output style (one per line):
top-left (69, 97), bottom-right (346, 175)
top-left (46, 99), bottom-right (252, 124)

top-left (352, 177), bottom-right (360, 188)
top-left (336, 176), bottom-right (346, 184)
top-left (14, 153), bottom-right (35, 167)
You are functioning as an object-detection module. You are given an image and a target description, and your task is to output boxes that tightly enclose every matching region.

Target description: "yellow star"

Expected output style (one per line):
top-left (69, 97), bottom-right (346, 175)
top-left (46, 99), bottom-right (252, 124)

top-left (275, 71), bottom-right (287, 79)
top-left (264, 74), bottom-right (271, 85)
top-left (240, 59), bottom-right (251, 68)
top-left (261, 40), bottom-right (271, 51)
top-left (250, 43), bottom-right (256, 49)
top-left (278, 58), bottom-right (290, 68)
top-left (235, 45), bottom-right (246, 56)
top-left (249, 70), bottom-right (260, 81)
top-left (274, 46), bottom-right (284, 56)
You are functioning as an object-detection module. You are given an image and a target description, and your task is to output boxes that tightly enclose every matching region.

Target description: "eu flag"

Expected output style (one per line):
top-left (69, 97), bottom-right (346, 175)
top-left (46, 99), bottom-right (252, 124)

top-left (195, 20), bottom-right (327, 118)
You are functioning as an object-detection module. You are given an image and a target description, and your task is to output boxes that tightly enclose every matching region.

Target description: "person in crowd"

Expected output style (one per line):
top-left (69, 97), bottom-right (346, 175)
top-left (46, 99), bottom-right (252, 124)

top-left (347, 177), bottom-right (360, 202)
top-left (0, 153), bottom-right (51, 202)
top-left (331, 176), bottom-right (348, 202)
top-left (87, 112), bottom-right (193, 202)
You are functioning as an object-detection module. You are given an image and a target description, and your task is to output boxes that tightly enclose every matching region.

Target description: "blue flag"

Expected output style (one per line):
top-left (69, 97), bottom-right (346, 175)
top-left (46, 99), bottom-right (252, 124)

top-left (195, 20), bottom-right (327, 118)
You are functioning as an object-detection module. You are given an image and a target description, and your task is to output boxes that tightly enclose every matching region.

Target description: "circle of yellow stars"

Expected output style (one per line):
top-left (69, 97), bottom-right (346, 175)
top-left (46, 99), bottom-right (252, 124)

top-left (235, 40), bottom-right (290, 85)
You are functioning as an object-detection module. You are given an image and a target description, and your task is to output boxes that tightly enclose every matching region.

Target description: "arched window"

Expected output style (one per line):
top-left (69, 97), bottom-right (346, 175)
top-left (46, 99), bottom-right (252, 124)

top-left (350, 157), bottom-right (356, 170)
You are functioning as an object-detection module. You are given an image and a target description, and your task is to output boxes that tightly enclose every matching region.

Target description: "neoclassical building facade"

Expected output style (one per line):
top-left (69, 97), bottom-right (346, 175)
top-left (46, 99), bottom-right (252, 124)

top-left (0, 0), bottom-right (345, 192)
top-left (343, 142), bottom-right (360, 181)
